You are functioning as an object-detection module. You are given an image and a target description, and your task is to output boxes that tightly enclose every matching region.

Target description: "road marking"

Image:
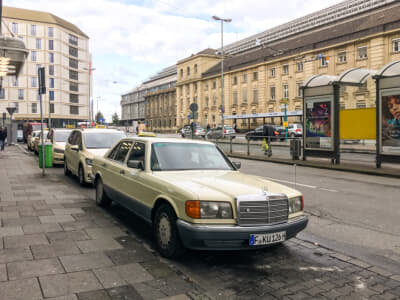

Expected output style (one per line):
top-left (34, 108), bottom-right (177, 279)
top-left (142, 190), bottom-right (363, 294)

top-left (263, 176), bottom-right (338, 193)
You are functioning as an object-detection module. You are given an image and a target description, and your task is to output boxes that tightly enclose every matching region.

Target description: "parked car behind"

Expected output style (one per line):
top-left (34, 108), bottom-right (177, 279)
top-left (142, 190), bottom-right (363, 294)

top-left (47, 128), bottom-right (72, 165)
top-left (288, 123), bottom-right (303, 138)
top-left (33, 129), bottom-right (49, 154)
top-left (245, 125), bottom-right (279, 141)
top-left (27, 130), bottom-right (40, 151)
top-left (92, 137), bottom-right (308, 258)
top-left (206, 125), bottom-right (235, 139)
top-left (64, 128), bottom-right (126, 185)
top-left (182, 125), bottom-right (205, 138)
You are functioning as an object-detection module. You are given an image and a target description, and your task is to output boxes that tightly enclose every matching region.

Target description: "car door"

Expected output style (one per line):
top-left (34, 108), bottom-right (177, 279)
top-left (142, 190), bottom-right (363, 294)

top-left (70, 131), bottom-right (82, 175)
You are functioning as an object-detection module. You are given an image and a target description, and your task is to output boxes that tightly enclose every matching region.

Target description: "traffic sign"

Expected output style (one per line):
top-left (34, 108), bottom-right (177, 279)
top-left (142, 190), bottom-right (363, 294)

top-left (99, 118), bottom-right (104, 123)
top-left (283, 98), bottom-right (288, 104)
top-left (6, 107), bottom-right (16, 116)
top-left (188, 114), bottom-right (191, 120)
top-left (283, 121), bottom-right (288, 127)
top-left (189, 103), bottom-right (198, 112)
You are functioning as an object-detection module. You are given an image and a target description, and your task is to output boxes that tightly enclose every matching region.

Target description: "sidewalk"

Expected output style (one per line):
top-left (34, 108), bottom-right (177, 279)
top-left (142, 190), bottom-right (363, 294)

top-left (0, 146), bottom-right (208, 300)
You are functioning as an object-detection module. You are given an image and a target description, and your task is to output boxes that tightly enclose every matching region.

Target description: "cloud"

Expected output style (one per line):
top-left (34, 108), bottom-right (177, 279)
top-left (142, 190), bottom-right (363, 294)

top-left (4, 0), bottom-right (343, 122)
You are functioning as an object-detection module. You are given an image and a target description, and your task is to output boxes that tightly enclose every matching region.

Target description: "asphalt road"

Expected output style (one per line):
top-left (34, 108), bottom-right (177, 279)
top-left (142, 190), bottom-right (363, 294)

top-left (235, 158), bottom-right (400, 273)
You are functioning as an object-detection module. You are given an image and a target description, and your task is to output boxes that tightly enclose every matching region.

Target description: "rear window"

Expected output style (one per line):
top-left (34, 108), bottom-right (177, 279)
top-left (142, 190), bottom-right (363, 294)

top-left (84, 131), bottom-right (126, 149)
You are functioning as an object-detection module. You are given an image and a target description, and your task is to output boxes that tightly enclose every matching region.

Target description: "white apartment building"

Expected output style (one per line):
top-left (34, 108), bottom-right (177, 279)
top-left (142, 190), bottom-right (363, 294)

top-left (1, 6), bottom-right (90, 127)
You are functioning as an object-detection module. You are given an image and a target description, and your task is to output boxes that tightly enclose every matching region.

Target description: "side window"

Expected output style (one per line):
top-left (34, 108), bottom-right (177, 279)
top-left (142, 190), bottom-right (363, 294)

top-left (114, 141), bottom-right (133, 163)
top-left (75, 132), bottom-right (82, 148)
top-left (127, 142), bottom-right (146, 167)
top-left (107, 143), bottom-right (121, 160)
top-left (68, 131), bottom-right (76, 144)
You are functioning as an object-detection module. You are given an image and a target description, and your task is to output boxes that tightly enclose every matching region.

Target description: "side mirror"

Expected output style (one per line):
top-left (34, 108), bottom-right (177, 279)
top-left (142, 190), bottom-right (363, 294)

top-left (232, 161), bottom-right (241, 170)
top-left (71, 145), bottom-right (79, 152)
top-left (127, 160), bottom-right (144, 170)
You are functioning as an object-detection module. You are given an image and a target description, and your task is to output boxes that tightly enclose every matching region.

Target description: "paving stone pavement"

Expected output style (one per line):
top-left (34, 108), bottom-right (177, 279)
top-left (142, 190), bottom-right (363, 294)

top-left (0, 145), bottom-right (399, 300)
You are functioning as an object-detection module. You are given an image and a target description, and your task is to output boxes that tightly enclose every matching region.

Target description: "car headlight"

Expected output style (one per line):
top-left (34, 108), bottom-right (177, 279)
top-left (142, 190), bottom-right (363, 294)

top-left (288, 196), bottom-right (304, 214)
top-left (85, 158), bottom-right (93, 166)
top-left (186, 201), bottom-right (233, 219)
top-left (54, 148), bottom-right (64, 154)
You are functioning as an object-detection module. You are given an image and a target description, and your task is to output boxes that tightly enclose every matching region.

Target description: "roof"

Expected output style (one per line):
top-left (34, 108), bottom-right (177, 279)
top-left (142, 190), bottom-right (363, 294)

top-left (3, 6), bottom-right (88, 38)
top-left (203, 1), bottom-right (400, 77)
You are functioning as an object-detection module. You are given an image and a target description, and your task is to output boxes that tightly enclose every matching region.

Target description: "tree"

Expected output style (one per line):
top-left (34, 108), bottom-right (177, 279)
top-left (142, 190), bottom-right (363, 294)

top-left (95, 111), bottom-right (105, 124)
top-left (112, 112), bottom-right (119, 125)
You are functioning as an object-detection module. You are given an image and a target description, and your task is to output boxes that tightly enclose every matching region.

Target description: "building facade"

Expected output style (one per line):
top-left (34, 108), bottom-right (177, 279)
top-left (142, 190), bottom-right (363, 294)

top-left (174, 0), bottom-right (400, 130)
top-left (1, 6), bottom-right (90, 128)
top-left (120, 84), bottom-right (147, 125)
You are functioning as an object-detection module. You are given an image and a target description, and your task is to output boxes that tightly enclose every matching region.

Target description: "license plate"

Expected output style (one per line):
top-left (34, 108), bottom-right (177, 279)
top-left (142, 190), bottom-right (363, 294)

top-left (249, 231), bottom-right (286, 246)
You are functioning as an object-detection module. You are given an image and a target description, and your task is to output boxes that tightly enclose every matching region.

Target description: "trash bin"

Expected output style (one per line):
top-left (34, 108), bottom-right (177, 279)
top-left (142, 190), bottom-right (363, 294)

top-left (290, 139), bottom-right (301, 160)
top-left (38, 143), bottom-right (53, 168)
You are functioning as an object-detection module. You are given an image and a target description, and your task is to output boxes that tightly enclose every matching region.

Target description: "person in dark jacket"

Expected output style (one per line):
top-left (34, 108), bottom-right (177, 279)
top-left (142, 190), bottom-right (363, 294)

top-left (262, 124), bottom-right (275, 156)
top-left (0, 127), bottom-right (7, 151)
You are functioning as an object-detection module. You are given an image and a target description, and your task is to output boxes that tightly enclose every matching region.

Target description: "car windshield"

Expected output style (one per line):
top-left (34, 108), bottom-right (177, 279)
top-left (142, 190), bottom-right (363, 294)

top-left (151, 142), bottom-right (234, 171)
top-left (54, 131), bottom-right (71, 142)
top-left (84, 131), bottom-right (126, 149)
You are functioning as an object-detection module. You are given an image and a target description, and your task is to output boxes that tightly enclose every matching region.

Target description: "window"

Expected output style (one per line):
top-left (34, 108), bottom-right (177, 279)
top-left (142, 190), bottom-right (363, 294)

top-left (114, 141), bottom-right (133, 163)
top-left (0, 88), bottom-right (5, 99)
top-left (31, 51), bottom-right (37, 62)
top-left (31, 103), bottom-right (37, 113)
top-left (233, 91), bottom-right (238, 105)
top-left (128, 142), bottom-right (146, 168)
top-left (356, 101), bottom-right (366, 108)
top-left (49, 91), bottom-right (54, 101)
top-left (283, 84), bottom-right (289, 99)
top-left (49, 53), bottom-right (54, 63)
top-left (180, 69), bottom-right (183, 78)
top-left (70, 105), bottom-right (79, 115)
top-left (270, 67), bottom-right (275, 77)
top-left (70, 82), bottom-right (78, 92)
top-left (358, 46), bottom-right (367, 59)
top-left (31, 25), bottom-right (36, 36)
top-left (36, 38), bottom-right (41, 49)
top-left (69, 46), bottom-right (78, 57)
top-left (283, 64), bottom-right (289, 74)
top-left (253, 72), bottom-right (258, 81)
top-left (242, 73), bottom-right (247, 83)
top-left (187, 66), bottom-right (190, 76)
top-left (31, 77), bottom-right (37, 88)
top-left (49, 78), bottom-right (54, 88)
top-left (12, 23), bottom-right (18, 34)
top-left (297, 82), bottom-right (303, 98)
top-left (13, 103), bottom-right (19, 113)
top-left (69, 70), bottom-right (78, 80)
top-left (69, 34), bottom-right (78, 45)
top-left (205, 96), bottom-right (209, 107)
top-left (48, 27), bottom-right (54, 37)
top-left (36, 91), bottom-right (40, 101)
top-left (243, 90), bottom-right (247, 103)
top-left (49, 40), bottom-right (54, 50)
top-left (338, 51), bottom-right (347, 63)
top-left (49, 65), bottom-right (54, 75)
top-left (296, 61), bottom-right (303, 72)
top-left (340, 102), bottom-right (345, 110)
top-left (253, 89), bottom-right (258, 103)
top-left (212, 80), bottom-right (216, 89)
top-left (270, 86), bottom-right (276, 100)
top-left (213, 95), bottom-right (216, 106)
top-left (233, 76), bottom-right (237, 85)
top-left (50, 103), bottom-right (54, 114)
top-left (36, 64), bottom-right (41, 73)
top-left (393, 39), bottom-right (400, 53)
top-left (321, 56), bottom-right (328, 67)
top-left (18, 89), bottom-right (24, 100)
top-left (70, 94), bottom-right (78, 103)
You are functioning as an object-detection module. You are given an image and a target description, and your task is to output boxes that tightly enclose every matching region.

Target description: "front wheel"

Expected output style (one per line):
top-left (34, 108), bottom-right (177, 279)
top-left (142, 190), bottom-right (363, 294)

top-left (64, 159), bottom-right (70, 176)
top-left (78, 165), bottom-right (86, 186)
top-left (95, 177), bottom-right (111, 207)
top-left (153, 204), bottom-right (185, 258)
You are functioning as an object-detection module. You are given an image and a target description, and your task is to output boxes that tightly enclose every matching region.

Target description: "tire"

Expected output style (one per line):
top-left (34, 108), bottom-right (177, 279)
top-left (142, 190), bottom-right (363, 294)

top-left (153, 204), bottom-right (185, 258)
top-left (78, 165), bottom-right (86, 186)
top-left (95, 177), bottom-right (111, 207)
top-left (64, 159), bottom-right (70, 176)
top-left (290, 133), bottom-right (295, 138)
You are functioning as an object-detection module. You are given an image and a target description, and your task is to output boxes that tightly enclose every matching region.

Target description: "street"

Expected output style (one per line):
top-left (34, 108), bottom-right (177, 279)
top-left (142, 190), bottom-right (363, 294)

top-left (1, 145), bottom-right (399, 299)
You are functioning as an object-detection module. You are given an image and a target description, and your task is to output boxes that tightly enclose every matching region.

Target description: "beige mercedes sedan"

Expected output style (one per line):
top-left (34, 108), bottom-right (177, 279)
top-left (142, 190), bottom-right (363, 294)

top-left (92, 137), bottom-right (308, 258)
top-left (64, 128), bottom-right (126, 185)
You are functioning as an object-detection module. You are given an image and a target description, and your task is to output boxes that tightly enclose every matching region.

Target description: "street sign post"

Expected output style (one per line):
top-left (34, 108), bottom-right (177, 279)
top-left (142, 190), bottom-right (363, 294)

top-left (38, 67), bottom-right (46, 176)
top-left (283, 98), bottom-right (288, 141)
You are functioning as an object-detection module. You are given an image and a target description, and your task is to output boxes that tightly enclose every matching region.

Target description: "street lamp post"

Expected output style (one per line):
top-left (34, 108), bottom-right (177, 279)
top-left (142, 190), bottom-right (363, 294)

top-left (83, 65), bottom-right (96, 127)
top-left (212, 15), bottom-right (231, 138)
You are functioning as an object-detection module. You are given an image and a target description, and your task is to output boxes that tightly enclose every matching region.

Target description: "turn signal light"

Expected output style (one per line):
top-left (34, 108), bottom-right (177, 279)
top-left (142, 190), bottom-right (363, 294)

top-left (186, 201), bottom-right (201, 219)
top-left (301, 196), bottom-right (304, 211)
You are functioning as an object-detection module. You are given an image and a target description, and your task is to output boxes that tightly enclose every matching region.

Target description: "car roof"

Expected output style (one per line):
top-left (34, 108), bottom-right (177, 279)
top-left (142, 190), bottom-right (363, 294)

top-left (121, 137), bottom-right (214, 145)
top-left (78, 128), bottom-right (123, 133)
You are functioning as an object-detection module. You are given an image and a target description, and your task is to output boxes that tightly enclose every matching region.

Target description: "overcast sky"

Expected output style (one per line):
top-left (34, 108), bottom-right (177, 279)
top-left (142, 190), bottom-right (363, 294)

top-left (6, 0), bottom-right (344, 122)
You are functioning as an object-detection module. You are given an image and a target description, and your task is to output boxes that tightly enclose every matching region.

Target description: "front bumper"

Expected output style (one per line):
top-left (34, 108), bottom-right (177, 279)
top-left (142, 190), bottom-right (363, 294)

top-left (177, 216), bottom-right (308, 250)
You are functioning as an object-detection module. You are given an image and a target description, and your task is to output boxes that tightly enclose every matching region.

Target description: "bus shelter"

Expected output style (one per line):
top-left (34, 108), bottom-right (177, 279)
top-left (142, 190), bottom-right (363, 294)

top-left (302, 68), bottom-right (376, 164)
top-left (374, 60), bottom-right (400, 168)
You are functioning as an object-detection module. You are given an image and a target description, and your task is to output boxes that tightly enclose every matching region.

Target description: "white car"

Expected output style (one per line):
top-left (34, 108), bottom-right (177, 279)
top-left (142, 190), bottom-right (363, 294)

top-left (288, 124), bottom-right (303, 138)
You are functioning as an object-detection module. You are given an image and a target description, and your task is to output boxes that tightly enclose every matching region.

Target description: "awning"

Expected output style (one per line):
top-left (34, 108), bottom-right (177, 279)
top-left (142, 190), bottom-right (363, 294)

top-left (375, 60), bottom-right (400, 78)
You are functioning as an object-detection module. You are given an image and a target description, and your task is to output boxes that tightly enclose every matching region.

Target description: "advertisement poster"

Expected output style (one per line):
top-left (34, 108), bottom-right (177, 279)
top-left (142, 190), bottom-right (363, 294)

top-left (381, 93), bottom-right (400, 154)
top-left (305, 97), bottom-right (333, 150)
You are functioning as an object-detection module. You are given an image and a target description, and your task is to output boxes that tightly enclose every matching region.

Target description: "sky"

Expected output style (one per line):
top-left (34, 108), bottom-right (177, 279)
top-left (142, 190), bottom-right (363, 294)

top-left (5, 0), bottom-right (345, 122)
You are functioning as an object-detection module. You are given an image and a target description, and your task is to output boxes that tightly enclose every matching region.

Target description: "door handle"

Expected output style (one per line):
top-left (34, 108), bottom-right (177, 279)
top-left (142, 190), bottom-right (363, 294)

top-left (120, 170), bottom-right (125, 174)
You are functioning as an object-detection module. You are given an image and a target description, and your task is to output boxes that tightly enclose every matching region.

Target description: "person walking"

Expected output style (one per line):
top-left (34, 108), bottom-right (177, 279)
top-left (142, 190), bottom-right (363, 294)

top-left (0, 127), bottom-right (7, 151)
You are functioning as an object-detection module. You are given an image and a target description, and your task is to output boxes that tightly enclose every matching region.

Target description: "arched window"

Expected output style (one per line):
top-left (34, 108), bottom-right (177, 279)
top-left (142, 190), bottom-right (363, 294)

top-left (194, 64), bottom-right (198, 73)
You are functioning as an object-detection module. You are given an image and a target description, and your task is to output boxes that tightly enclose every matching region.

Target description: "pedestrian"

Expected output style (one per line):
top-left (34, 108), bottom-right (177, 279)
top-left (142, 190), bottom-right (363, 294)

top-left (206, 124), bottom-right (211, 133)
top-left (0, 127), bottom-right (7, 151)
top-left (136, 126), bottom-right (139, 135)
top-left (233, 122), bottom-right (237, 133)
top-left (262, 124), bottom-right (275, 157)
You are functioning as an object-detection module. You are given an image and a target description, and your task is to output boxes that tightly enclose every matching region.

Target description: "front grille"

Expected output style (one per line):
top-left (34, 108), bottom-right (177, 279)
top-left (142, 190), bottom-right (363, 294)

top-left (237, 195), bottom-right (288, 226)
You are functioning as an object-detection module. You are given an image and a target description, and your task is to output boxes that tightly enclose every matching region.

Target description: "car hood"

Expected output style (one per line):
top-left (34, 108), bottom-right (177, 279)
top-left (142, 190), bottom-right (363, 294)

top-left (86, 148), bottom-right (109, 158)
top-left (153, 170), bottom-right (300, 201)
